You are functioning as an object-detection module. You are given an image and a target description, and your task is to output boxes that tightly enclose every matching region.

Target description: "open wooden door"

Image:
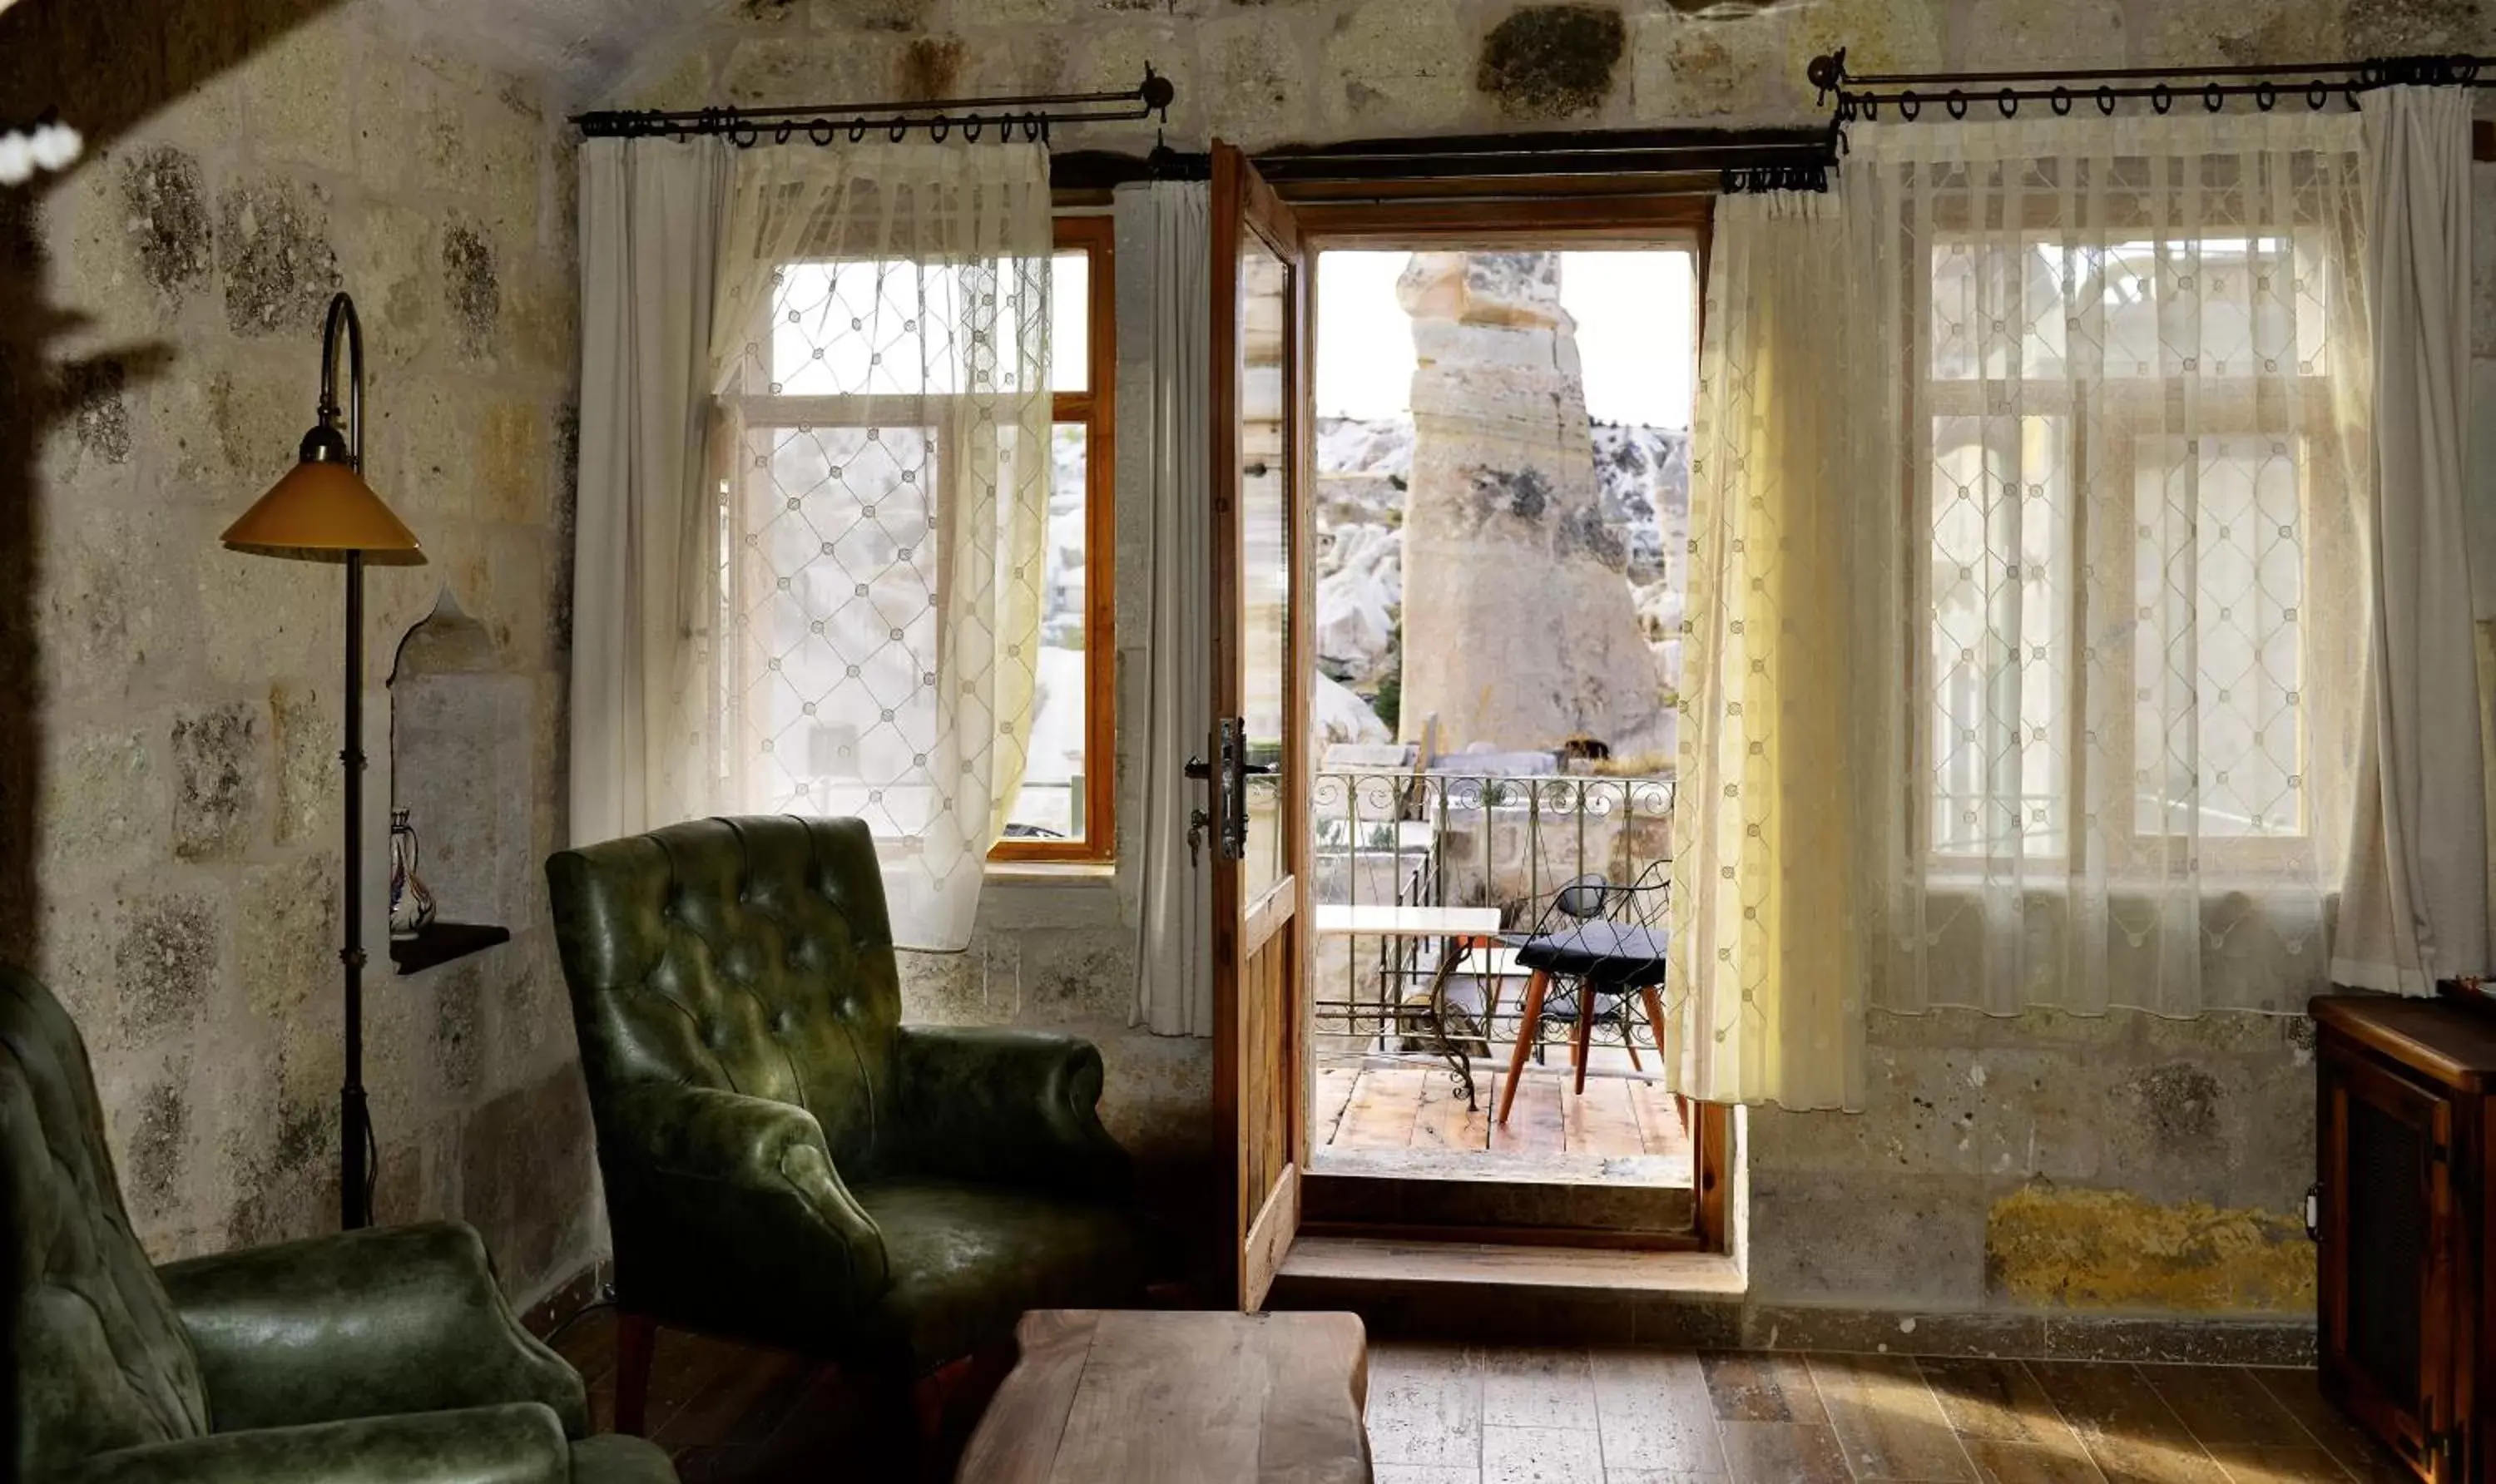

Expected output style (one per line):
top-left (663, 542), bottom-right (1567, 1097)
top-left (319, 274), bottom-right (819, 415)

top-left (1209, 140), bottom-right (1312, 1312)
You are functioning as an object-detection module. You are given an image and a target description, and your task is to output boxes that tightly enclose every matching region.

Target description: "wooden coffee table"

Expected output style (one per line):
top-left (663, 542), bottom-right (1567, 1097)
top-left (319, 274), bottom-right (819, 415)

top-left (956, 1309), bottom-right (1371, 1483)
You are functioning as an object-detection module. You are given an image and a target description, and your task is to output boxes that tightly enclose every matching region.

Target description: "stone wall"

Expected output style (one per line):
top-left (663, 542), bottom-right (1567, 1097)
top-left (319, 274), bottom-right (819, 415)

top-left (1, 1), bottom-right (587, 1302)
top-left (607, 0), bottom-right (2496, 1327)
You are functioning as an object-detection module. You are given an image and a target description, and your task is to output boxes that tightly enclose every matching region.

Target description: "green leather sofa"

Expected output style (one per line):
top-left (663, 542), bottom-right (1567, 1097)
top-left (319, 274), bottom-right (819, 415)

top-left (1, 964), bottom-right (676, 1483)
top-left (545, 815), bottom-right (1156, 1432)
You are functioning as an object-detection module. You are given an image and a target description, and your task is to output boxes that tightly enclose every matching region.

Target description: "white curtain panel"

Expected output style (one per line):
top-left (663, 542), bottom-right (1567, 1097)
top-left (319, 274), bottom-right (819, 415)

top-left (1845, 114), bottom-right (2375, 1017)
top-left (1121, 181), bottom-right (1216, 1037)
top-left (571, 137), bottom-right (732, 848)
top-left (1671, 190), bottom-right (1880, 1110)
top-left (705, 144), bottom-right (1054, 951)
top-left (2335, 87), bottom-right (2489, 994)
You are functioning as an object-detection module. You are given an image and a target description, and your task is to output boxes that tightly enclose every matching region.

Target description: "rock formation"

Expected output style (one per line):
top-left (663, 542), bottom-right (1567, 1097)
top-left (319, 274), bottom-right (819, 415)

top-left (1393, 252), bottom-right (1673, 755)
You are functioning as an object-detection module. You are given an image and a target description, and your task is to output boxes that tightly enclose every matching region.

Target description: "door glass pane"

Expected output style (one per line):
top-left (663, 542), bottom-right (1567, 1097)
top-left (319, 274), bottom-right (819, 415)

top-left (1241, 240), bottom-right (1292, 901)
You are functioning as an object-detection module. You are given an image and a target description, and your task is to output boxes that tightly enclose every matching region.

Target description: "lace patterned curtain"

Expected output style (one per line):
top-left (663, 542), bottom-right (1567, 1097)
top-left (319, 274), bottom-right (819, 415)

top-left (1845, 114), bottom-right (2374, 1017)
top-left (1671, 190), bottom-right (1883, 1111)
top-left (703, 145), bottom-right (1053, 950)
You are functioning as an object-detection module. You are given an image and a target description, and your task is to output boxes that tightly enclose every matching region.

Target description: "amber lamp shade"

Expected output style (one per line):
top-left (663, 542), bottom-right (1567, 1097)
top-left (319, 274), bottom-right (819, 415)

top-left (221, 453), bottom-right (427, 565)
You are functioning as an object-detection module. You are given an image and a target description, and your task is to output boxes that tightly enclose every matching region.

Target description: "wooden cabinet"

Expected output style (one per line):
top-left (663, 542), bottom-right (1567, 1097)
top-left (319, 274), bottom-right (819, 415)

top-left (2313, 994), bottom-right (2496, 1482)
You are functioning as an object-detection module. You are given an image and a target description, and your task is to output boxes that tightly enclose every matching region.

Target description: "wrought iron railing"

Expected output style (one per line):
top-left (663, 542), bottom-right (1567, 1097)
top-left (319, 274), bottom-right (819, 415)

top-left (1310, 770), bottom-right (1676, 1066)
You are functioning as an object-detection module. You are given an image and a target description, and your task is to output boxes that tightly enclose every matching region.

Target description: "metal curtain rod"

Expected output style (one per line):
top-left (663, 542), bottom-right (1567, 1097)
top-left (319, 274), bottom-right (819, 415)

top-left (1810, 49), bottom-right (2492, 125)
top-left (1249, 125), bottom-right (1840, 193)
top-left (573, 67), bottom-right (1175, 145)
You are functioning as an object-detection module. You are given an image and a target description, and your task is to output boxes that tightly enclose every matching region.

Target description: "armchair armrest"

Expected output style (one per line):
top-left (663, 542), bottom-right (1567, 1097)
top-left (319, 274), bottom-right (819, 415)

top-left (602, 1082), bottom-right (889, 1307)
top-left (892, 1026), bottom-right (1131, 1197)
top-left (156, 1223), bottom-right (584, 1437)
top-left (57, 1402), bottom-right (569, 1484)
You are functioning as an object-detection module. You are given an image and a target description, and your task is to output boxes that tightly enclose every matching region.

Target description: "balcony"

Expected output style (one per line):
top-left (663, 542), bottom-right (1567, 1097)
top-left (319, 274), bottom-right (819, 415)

top-left (1308, 766), bottom-right (1689, 1187)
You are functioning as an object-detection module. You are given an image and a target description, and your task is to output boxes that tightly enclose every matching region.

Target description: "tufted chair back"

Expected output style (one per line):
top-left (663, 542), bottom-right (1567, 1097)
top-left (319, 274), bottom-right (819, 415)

top-left (545, 816), bottom-right (907, 1180)
top-left (1, 965), bottom-right (210, 1478)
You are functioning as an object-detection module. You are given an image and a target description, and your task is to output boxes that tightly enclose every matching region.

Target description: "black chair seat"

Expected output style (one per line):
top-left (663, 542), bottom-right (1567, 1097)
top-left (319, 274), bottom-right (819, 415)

top-left (1507, 921), bottom-right (1670, 990)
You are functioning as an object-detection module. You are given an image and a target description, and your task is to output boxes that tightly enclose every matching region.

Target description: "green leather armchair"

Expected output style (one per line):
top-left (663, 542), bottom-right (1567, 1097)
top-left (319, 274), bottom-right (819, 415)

top-left (544, 816), bottom-right (1156, 1432)
top-left (1, 964), bottom-right (676, 1483)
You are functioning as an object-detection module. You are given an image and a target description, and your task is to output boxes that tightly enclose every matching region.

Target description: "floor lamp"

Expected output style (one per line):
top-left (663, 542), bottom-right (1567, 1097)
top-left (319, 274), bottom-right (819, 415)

top-left (220, 291), bottom-right (424, 1230)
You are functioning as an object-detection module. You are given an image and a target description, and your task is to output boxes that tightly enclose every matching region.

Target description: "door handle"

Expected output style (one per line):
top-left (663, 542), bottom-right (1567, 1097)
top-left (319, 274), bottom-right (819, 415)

top-left (1194, 723), bottom-right (1275, 863)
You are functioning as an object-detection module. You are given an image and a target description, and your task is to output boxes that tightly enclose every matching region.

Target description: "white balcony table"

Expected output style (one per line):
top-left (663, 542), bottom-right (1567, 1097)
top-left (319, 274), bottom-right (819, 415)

top-left (1311, 904), bottom-right (1508, 1108)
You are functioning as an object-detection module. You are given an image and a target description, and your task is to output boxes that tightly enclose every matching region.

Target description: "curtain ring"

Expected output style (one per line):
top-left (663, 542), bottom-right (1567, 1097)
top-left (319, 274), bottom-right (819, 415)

top-left (808, 121), bottom-right (833, 145)
top-left (2254, 82), bottom-right (2276, 111)
top-left (1860, 96), bottom-right (1879, 120)
top-left (889, 119), bottom-right (908, 141)
top-left (2203, 83), bottom-right (2224, 111)
top-left (730, 121), bottom-right (760, 148)
top-left (1899, 91), bottom-right (1919, 120)
top-left (1946, 91), bottom-right (1967, 119)
top-left (2151, 83), bottom-right (2172, 114)
top-left (930, 117), bottom-right (949, 141)
top-left (2097, 85), bottom-right (2116, 115)
top-left (2306, 81), bottom-right (2328, 110)
top-left (2050, 87), bottom-right (2071, 116)
top-left (1997, 88), bottom-right (2018, 116)
top-left (964, 117), bottom-right (983, 141)
top-left (849, 121), bottom-right (868, 142)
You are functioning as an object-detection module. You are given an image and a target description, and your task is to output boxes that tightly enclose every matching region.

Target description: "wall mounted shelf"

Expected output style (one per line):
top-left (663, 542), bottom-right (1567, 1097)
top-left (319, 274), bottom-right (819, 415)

top-left (389, 922), bottom-right (511, 976)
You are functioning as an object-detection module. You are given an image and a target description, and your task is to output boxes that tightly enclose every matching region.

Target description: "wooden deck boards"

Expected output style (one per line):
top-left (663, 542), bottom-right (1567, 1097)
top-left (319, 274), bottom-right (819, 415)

top-left (1310, 1059), bottom-right (1693, 1186)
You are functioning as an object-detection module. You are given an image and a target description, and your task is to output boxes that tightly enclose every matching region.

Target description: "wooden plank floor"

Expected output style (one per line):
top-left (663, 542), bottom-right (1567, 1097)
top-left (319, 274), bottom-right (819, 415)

top-left (1311, 1057), bottom-right (1695, 1185)
top-left (549, 1313), bottom-right (2404, 1483)
top-left (1364, 1343), bottom-right (2409, 1483)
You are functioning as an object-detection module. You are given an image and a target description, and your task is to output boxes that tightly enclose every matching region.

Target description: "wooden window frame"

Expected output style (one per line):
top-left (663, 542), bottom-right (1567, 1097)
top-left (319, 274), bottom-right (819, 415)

top-left (1295, 195), bottom-right (1732, 1257)
top-left (994, 214), bottom-right (1119, 863)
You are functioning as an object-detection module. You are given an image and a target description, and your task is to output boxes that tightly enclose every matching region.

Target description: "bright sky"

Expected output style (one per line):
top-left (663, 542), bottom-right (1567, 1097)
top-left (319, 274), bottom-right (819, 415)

top-left (1314, 250), bottom-right (1696, 428)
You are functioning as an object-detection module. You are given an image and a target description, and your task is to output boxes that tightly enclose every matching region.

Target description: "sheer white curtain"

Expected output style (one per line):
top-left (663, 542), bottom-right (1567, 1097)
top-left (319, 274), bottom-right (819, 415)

top-left (1845, 114), bottom-right (2375, 1017)
top-left (703, 144), bottom-right (1054, 950)
top-left (1671, 190), bottom-right (1882, 1111)
top-left (2335, 87), bottom-right (2489, 993)
top-left (572, 137), bottom-right (731, 848)
top-left (1119, 181), bottom-right (1216, 1036)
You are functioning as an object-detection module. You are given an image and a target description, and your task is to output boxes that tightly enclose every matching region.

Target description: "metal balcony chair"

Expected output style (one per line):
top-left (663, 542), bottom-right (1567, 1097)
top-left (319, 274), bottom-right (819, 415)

top-left (1492, 866), bottom-right (1684, 1130)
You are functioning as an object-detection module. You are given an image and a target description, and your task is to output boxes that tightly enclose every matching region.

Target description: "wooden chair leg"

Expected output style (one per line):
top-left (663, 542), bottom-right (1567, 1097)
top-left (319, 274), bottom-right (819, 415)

top-left (1495, 971), bottom-right (1549, 1125)
top-left (614, 1311), bottom-right (657, 1437)
top-left (1571, 987), bottom-right (1598, 1097)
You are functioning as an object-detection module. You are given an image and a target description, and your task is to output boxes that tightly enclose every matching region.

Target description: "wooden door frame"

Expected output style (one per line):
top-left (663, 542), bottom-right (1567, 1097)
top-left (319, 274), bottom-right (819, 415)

top-left (1211, 141), bottom-right (1317, 1308)
top-left (1289, 191), bottom-right (1736, 1257)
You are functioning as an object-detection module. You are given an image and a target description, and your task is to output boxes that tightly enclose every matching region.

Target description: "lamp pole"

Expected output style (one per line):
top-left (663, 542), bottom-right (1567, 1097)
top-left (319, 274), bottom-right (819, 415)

top-left (323, 293), bottom-right (373, 1230)
top-left (341, 541), bottom-right (368, 1229)
top-left (220, 290), bottom-right (418, 1230)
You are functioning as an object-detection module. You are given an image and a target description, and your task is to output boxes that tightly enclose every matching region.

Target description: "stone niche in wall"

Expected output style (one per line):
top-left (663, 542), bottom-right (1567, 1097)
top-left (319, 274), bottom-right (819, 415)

top-left (387, 591), bottom-right (528, 971)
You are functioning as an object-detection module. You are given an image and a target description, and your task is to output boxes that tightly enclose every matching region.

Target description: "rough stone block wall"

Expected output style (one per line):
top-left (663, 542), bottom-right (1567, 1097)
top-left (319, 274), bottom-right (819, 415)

top-left (1749, 1010), bottom-right (2319, 1319)
top-left (1, 1), bottom-right (587, 1302)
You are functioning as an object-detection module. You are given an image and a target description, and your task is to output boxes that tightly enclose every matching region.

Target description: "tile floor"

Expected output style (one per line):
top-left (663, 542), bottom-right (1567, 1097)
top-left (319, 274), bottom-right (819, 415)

top-left (1364, 1343), bottom-right (2409, 1484)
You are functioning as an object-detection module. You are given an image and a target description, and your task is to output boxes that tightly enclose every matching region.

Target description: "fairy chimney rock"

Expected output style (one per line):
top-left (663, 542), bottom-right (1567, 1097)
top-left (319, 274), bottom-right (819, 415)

top-left (1394, 251), bottom-right (1671, 756)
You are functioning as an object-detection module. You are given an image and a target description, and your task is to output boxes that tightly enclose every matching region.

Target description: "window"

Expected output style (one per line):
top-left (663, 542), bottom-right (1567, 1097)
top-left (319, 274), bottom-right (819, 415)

top-left (1920, 223), bottom-right (2354, 873)
top-left (720, 215), bottom-right (1114, 864)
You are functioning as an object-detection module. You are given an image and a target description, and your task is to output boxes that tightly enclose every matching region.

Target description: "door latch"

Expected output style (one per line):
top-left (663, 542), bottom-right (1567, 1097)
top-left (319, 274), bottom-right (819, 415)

top-left (1186, 808), bottom-right (1210, 868)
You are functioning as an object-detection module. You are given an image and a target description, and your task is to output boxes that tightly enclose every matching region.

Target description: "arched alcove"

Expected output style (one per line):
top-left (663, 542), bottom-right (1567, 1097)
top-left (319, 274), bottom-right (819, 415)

top-left (385, 588), bottom-right (528, 971)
